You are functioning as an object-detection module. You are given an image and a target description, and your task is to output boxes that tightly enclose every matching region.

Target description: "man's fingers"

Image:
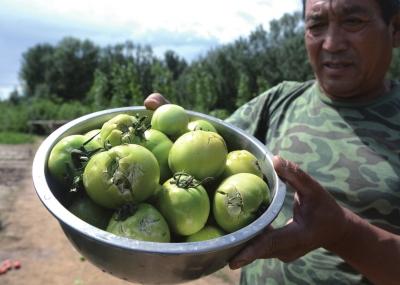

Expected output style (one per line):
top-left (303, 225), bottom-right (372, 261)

top-left (229, 222), bottom-right (303, 269)
top-left (229, 157), bottom-right (332, 270)
top-left (144, 92), bottom-right (170, 110)
top-left (272, 155), bottom-right (323, 197)
top-left (229, 225), bottom-right (274, 269)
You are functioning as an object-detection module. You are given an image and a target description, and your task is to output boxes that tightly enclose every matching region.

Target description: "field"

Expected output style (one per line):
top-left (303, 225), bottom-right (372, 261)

top-left (0, 142), bottom-right (240, 285)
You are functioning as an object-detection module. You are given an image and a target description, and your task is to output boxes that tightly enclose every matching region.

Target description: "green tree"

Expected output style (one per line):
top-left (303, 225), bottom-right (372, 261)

top-left (20, 37), bottom-right (100, 101)
top-left (192, 65), bottom-right (218, 112)
top-left (110, 62), bottom-right (142, 107)
top-left (236, 73), bottom-right (252, 108)
top-left (130, 43), bottom-right (156, 97)
top-left (164, 50), bottom-right (188, 80)
top-left (97, 41), bottom-right (156, 103)
top-left (48, 37), bottom-right (100, 101)
top-left (151, 59), bottom-right (174, 98)
top-left (19, 43), bottom-right (54, 96)
top-left (9, 88), bottom-right (22, 105)
top-left (203, 48), bottom-right (238, 112)
top-left (86, 69), bottom-right (111, 109)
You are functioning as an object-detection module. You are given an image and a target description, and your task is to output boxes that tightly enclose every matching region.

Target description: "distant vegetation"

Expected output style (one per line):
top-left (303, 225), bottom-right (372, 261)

top-left (1, 11), bottom-right (400, 142)
top-left (0, 132), bottom-right (35, 144)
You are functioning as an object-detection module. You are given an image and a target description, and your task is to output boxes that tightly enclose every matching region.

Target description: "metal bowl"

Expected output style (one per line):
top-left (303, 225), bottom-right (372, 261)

top-left (32, 106), bottom-right (286, 284)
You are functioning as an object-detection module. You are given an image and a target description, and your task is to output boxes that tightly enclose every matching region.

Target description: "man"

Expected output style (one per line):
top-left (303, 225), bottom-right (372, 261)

top-left (145, 0), bottom-right (400, 284)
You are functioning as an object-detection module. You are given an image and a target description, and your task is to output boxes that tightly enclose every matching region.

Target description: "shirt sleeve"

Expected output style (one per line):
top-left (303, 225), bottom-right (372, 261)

top-left (225, 84), bottom-right (282, 137)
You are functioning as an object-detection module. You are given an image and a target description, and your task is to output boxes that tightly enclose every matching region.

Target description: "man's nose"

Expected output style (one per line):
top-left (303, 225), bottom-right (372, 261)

top-left (322, 24), bottom-right (348, 52)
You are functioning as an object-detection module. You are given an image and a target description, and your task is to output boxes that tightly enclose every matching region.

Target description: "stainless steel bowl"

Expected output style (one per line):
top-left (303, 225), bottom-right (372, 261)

top-left (32, 106), bottom-right (286, 284)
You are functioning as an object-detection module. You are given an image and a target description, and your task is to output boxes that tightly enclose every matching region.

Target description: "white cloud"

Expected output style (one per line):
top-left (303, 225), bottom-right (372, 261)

top-left (2, 0), bottom-right (301, 43)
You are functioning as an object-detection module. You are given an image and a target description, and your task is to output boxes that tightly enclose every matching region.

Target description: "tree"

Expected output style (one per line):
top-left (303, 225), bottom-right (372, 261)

top-left (8, 88), bottom-right (21, 105)
top-left (97, 41), bottom-right (156, 102)
top-left (19, 37), bottom-right (100, 101)
top-left (86, 69), bottom-right (111, 109)
top-left (268, 12), bottom-right (312, 83)
top-left (236, 73), bottom-right (252, 108)
top-left (203, 48), bottom-right (239, 112)
top-left (130, 43), bottom-right (156, 97)
top-left (19, 43), bottom-right (54, 96)
top-left (151, 59), bottom-right (174, 99)
top-left (110, 61), bottom-right (142, 107)
top-left (164, 50), bottom-right (188, 80)
top-left (47, 37), bottom-right (100, 101)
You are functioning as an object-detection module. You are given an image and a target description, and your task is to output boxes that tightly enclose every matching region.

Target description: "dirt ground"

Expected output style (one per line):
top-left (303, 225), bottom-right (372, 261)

top-left (0, 141), bottom-right (241, 285)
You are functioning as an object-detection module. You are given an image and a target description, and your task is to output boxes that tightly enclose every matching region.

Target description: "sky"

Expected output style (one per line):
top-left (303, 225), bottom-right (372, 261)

top-left (0, 0), bottom-right (302, 100)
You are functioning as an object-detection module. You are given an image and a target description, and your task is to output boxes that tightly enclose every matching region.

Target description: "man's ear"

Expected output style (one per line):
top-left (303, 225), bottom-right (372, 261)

top-left (392, 12), bottom-right (400, 47)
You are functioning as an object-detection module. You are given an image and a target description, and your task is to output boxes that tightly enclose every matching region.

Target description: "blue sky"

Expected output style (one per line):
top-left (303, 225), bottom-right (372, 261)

top-left (0, 0), bottom-right (302, 100)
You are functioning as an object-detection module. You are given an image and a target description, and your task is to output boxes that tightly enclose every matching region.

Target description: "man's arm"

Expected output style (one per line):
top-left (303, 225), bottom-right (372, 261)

top-left (326, 208), bottom-right (400, 285)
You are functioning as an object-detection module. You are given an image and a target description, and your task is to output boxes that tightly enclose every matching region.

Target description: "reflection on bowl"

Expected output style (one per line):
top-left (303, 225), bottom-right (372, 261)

top-left (32, 106), bottom-right (286, 285)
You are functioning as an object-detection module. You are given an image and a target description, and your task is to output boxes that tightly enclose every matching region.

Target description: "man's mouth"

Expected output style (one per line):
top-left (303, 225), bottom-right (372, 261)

top-left (323, 61), bottom-right (352, 69)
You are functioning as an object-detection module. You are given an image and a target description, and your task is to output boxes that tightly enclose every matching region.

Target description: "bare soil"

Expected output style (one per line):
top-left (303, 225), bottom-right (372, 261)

top-left (0, 142), bottom-right (240, 285)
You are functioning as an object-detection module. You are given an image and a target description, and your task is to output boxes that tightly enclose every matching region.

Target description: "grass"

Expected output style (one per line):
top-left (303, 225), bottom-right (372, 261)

top-left (0, 131), bottom-right (36, 144)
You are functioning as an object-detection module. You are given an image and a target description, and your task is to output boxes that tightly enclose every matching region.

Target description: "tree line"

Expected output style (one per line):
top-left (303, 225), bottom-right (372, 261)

top-left (2, 11), bottom-right (400, 134)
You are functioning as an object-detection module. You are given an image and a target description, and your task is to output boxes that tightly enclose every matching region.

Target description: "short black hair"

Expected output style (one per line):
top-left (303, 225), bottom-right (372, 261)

top-left (302, 0), bottom-right (400, 24)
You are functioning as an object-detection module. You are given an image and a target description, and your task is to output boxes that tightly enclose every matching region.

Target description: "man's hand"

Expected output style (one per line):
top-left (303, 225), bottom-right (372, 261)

top-left (144, 92), bottom-right (170, 110)
top-left (229, 155), bottom-right (350, 269)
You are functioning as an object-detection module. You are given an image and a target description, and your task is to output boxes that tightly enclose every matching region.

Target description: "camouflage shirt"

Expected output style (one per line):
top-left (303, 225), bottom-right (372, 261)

top-left (226, 80), bottom-right (400, 285)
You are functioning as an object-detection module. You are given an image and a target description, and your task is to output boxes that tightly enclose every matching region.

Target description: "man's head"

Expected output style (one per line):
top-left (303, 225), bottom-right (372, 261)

top-left (303, 0), bottom-right (400, 101)
top-left (302, 0), bottom-right (400, 24)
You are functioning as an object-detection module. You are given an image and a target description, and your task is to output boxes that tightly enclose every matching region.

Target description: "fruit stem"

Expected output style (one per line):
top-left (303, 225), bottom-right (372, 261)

top-left (171, 172), bottom-right (213, 189)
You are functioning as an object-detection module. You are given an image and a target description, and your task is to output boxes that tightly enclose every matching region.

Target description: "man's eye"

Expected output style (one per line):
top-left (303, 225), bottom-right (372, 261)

top-left (343, 18), bottom-right (367, 30)
top-left (345, 18), bottom-right (363, 25)
top-left (307, 22), bottom-right (326, 34)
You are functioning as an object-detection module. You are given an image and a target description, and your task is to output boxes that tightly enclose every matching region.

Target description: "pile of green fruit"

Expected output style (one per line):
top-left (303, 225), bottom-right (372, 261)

top-left (47, 104), bottom-right (271, 243)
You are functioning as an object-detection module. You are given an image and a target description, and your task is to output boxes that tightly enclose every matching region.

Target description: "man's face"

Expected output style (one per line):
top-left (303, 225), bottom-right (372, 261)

top-left (305, 0), bottom-right (397, 101)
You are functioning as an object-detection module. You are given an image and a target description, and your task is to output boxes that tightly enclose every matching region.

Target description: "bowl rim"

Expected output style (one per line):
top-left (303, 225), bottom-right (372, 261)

top-left (32, 106), bottom-right (286, 255)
